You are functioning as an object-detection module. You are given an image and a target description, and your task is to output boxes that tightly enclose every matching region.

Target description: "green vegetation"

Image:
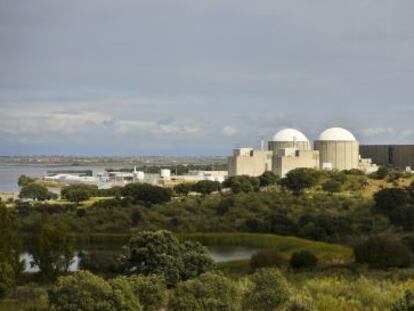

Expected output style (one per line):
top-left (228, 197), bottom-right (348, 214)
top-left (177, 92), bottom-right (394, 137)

top-left (19, 183), bottom-right (57, 201)
top-left (4, 167), bottom-right (414, 309)
top-left (120, 230), bottom-right (213, 286)
top-left (289, 250), bottom-right (318, 269)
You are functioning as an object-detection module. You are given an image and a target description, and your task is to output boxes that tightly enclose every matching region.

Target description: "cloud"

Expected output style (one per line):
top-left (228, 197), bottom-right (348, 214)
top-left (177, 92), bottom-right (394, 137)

top-left (362, 127), bottom-right (395, 136)
top-left (222, 126), bottom-right (238, 136)
top-left (114, 119), bottom-right (202, 136)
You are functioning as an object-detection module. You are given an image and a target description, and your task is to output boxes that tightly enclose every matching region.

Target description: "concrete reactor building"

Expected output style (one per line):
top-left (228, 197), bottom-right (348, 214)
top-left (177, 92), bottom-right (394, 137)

top-left (228, 126), bottom-right (378, 178)
top-left (314, 127), bottom-right (359, 171)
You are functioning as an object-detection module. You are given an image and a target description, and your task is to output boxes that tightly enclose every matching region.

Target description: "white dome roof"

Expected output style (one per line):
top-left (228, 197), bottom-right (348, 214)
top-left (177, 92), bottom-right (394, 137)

top-left (318, 127), bottom-right (357, 141)
top-left (272, 128), bottom-right (309, 142)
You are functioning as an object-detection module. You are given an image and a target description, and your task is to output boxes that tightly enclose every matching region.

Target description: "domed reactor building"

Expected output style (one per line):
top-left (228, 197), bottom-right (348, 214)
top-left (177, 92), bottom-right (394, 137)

top-left (228, 126), bottom-right (378, 178)
top-left (228, 128), bottom-right (319, 177)
top-left (314, 127), bottom-right (359, 171)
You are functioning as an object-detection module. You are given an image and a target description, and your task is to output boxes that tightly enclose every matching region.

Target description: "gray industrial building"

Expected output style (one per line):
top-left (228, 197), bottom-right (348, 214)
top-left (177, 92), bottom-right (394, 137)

top-left (360, 145), bottom-right (414, 170)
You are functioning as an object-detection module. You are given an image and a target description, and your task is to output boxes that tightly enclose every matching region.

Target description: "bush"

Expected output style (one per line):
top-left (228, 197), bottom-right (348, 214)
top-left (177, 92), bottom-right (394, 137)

top-left (109, 277), bottom-right (142, 311)
top-left (223, 176), bottom-right (259, 193)
top-left (191, 180), bottom-right (221, 195)
top-left (322, 179), bottom-right (342, 193)
top-left (19, 183), bottom-right (56, 201)
top-left (250, 250), bottom-right (285, 270)
top-left (392, 290), bottom-right (414, 311)
top-left (373, 188), bottom-right (410, 215)
top-left (49, 270), bottom-right (142, 311)
top-left (289, 251), bottom-right (318, 269)
top-left (121, 183), bottom-right (172, 205)
top-left (0, 262), bottom-right (14, 298)
top-left (169, 272), bottom-right (241, 311)
top-left (17, 175), bottom-right (36, 187)
top-left (243, 268), bottom-right (290, 311)
top-left (119, 230), bottom-right (213, 286)
top-left (61, 184), bottom-right (98, 203)
top-left (259, 171), bottom-right (279, 187)
top-left (281, 168), bottom-right (317, 194)
top-left (174, 183), bottom-right (193, 196)
top-left (354, 236), bottom-right (412, 269)
top-left (127, 275), bottom-right (168, 311)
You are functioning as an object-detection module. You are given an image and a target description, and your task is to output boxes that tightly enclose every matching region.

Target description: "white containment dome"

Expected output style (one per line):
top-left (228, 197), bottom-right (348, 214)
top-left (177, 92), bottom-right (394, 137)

top-left (314, 127), bottom-right (359, 171)
top-left (268, 128), bottom-right (310, 154)
top-left (272, 128), bottom-right (309, 142)
top-left (318, 127), bottom-right (357, 141)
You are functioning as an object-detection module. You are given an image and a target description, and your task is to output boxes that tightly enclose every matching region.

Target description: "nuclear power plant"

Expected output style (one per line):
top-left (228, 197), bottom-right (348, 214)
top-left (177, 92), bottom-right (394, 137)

top-left (228, 127), bottom-right (378, 177)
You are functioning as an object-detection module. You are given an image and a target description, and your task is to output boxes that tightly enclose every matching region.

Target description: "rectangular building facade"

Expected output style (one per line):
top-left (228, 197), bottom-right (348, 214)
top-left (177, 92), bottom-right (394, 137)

top-left (360, 145), bottom-right (414, 169)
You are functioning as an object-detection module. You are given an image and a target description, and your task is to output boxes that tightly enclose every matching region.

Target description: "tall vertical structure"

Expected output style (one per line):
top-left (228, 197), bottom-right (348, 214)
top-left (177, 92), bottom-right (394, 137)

top-left (314, 127), bottom-right (359, 170)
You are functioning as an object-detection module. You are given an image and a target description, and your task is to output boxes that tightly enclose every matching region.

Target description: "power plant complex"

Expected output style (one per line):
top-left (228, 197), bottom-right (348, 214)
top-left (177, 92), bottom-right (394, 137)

top-left (228, 127), bottom-right (379, 177)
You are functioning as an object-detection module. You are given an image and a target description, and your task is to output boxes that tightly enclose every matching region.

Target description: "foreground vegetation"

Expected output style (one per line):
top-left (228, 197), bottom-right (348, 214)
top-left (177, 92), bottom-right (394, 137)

top-left (2, 166), bottom-right (414, 309)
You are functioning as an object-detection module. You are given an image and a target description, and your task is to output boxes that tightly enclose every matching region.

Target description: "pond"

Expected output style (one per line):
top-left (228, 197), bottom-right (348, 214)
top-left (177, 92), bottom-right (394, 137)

top-left (21, 246), bottom-right (258, 272)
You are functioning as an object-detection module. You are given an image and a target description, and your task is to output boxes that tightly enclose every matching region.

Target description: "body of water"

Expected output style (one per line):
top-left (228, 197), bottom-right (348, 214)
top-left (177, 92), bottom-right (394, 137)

top-left (21, 246), bottom-right (257, 272)
top-left (0, 164), bottom-right (159, 192)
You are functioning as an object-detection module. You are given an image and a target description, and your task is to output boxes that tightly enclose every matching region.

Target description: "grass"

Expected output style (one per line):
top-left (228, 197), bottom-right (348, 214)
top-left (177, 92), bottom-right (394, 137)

top-left (178, 232), bottom-right (353, 264)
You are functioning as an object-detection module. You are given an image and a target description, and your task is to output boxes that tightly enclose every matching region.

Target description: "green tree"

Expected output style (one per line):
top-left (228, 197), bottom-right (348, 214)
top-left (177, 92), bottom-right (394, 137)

top-left (259, 171), bottom-right (279, 187)
top-left (17, 175), bottom-right (36, 187)
top-left (191, 180), bottom-right (221, 195)
top-left (61, 184), bottom-right (98, 203)
top-left (126, 275), bottom-right (168, 311)
top-left (289, 251), bottom-right (318, 269)
top-left (49, 271), bottom-right (142, 311)
top-left (19, 183), bottom-right (56, 201)
top-left (120, 230), bottom-right (213, 286)
top-left (169, 272), bottom-right (241, 311)
top-left (0, 206), bottom-right (23, 276)
top-left (243, 268), bottom-right (290, 311)
top-left (31, 222), bottom-right (75, 280)
top-left (374, 188), bottom-right (410, 215)
top-left (354, 236), bottom-right (412, 269)
top-left (223, 176), bottom-right (259, 194)
top-left (174, 183), bottom-right (193, 196)
top-left (281, 168), bottom-right (317, 194)
top-left (121, 183), bottom-right (172, 205)
top-left (109, 277), bottom-right (143, 311)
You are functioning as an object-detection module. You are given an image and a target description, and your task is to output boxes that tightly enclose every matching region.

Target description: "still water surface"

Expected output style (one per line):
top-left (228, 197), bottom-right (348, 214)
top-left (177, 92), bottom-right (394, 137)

top-left (22, 246), bottom-right (258, 272)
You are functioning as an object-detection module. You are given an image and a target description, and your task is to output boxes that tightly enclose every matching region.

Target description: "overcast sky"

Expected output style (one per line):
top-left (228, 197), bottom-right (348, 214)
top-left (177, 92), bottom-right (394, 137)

top-left (1, 0), bottom-right (414, 156)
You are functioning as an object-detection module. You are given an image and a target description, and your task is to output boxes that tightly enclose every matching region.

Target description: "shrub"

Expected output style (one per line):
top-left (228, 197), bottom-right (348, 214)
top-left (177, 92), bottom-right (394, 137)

top-left (61, 184), bottom-right (98, 203)
top-left (392, 290), bottom-right (414, 311)
top-left (289, 251), bottom-right (318, 269)
top-left (250, 250), bottom-right (285, 270)
top-left (174, 183), bottom-right (193, 196)
top-left (281, 168), bottom-right (317, 194)
top-left (223, 176), bottom-right (259, 193)
top-left (374, 188), bottom-right (410, 215)
top-left (119, 230), bottom-right (213, 286)
top-left (121, 183), bottom-right (172, 205)
top-left (17, 175), bottom-right (36, 186)
top-left (49, 271), bottom-right (142, 311)
top-left (127, 275), bottom-right (168, 311)
top-left (322, 179), bottom-right (342, 193)
top-left (191, 180), bottom-right (221, 195)
top-left (354, 236), bottom-right (412, 268)
top-left (243, 268), bottom-right (290, 311)
top-left (109, 277), bottom-right (142, 311)
top-left (169, 272), bottom-right (241, 311)
top-left (19, 183), bottom-right (56, 201)
top-left (0, 262), bottom-right (14, 298)
top-left (259, 171), bottom-right (279, 187)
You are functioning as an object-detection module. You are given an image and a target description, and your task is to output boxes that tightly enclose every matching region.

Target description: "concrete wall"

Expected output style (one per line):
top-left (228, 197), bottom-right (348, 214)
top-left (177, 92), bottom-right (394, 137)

top-left (360, 145), bottom-right (414, 169)
top-left (272, 150), bottom-right (319, 177)
top-left (268, 141), bottom-right (310, 155)
top-left (228, 150), bottom-right (273, 177)
top-left (314, 140), bottom-right (359, 171)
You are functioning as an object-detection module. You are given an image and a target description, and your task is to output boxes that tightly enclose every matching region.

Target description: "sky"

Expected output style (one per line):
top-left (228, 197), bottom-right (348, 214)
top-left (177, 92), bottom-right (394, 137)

top-left (1, 0), bottom-right (414, 156)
